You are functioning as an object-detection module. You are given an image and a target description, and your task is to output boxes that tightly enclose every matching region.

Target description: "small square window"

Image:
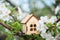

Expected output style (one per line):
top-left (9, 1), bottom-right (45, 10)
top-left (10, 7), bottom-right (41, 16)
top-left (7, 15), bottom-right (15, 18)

top-left (30, 28), bottom-right (33, 31)
top-left (34, 28), bottom-right (36, 31)
top-left (30, 24), bottom-right (33, 27)
top-left (34, 24), bottom-right (36, 27)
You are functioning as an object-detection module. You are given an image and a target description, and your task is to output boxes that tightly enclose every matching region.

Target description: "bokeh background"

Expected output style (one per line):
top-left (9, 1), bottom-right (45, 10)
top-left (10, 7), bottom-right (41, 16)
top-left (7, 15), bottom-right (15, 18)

top-left (0, 0), bottom-right (56, 18)
top-left (0, 0), bottom-right (60, 40)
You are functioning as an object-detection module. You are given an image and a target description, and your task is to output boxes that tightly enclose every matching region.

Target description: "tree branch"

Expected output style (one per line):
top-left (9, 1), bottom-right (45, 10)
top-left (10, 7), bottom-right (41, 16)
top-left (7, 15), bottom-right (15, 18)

top-left (0, 22), bottom-right (25, 37)
top-left (5, 0), bottom-right (15, 7)
top-left (0, 22), bottom-right (12, 30)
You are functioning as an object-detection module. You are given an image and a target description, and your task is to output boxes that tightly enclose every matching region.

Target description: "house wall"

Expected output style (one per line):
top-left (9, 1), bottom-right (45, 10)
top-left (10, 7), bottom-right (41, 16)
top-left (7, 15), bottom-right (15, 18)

top-left (26, 16), bottom-right (39, 35)
top-left (22, 24), bottom-right (26, 33)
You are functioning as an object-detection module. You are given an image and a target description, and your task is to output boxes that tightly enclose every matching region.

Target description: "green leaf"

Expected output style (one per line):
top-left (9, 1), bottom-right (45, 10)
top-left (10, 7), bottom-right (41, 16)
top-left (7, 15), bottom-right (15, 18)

top-left (0, 25), bottom-right (5, 31)
top-left (57, 16), bottom-right (60, 19)
top-left (58, 28), bottom-right (60, 33)
top-left (20, 37), bottom-right (24, 40)
top-left (12, 22), bottom-right (22, 33)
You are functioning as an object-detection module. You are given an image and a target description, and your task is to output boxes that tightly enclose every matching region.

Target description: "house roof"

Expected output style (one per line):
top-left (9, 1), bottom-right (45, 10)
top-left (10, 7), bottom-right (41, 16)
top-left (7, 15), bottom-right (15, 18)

top-left (21, 14), bottom-right (39, 24)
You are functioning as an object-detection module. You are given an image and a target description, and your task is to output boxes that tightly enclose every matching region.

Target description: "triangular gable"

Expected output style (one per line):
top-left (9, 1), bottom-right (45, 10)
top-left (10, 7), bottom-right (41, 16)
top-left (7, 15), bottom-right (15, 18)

top-left (21, 14), bottom-right (39, 24)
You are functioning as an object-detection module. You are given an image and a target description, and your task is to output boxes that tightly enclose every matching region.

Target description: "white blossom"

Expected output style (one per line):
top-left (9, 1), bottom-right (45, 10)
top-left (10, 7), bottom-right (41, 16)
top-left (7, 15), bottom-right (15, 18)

top-left (0, 3), bottom-right (11, 15)
top-left (40, 16), bottom-right (49, 23)
top-left (36, 16), bottom-right (58, 40)
top-left (47, 16), bottom-right (57, 24)
top-left (39, 24), bottom-right (48, 33)
top-left (41, 33), bottom-right (55, 40)
top-left (55, 6), bottom-right (60, 15)
top-left (37, 16), bottom-right (48, 33)
top-left (0, 3), bottom-right (11, 21)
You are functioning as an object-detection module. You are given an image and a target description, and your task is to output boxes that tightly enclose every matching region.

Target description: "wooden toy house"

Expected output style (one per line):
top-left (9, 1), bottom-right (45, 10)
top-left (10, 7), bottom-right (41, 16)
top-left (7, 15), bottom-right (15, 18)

top-left (21, 14), bottom-right (39, 35)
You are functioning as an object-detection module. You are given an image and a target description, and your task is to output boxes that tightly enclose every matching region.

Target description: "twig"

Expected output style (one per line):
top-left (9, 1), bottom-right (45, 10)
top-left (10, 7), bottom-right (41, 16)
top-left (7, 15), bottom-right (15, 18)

top-left (0, 22), bottom-right (12, 30)
top-left (0, 22), bottom-right (25, 37)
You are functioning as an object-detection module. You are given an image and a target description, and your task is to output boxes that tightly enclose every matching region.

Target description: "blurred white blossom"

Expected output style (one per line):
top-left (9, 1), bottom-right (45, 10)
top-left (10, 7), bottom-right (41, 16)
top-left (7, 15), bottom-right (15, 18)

top-left (41, 33), bottom-right (55, 40)
top-left (36, 16), bottom-right (58, 40)
top-left (40, 16), bottom-right (57, 24)
top-left (55, 6), bottom-right (60, 15)
top-left (40, 16), bottom-right (49, 23)
top-left (37, 21), bottom-right (48, 33)
top-left (0, 3), bottom-right (11, 21)
top-left (47, 16), bottom-right (57, 24)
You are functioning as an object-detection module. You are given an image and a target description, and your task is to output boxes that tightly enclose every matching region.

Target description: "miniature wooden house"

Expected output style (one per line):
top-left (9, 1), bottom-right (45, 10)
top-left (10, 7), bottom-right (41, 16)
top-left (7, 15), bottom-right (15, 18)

top-left (21, 14), bottom-right (39, 35)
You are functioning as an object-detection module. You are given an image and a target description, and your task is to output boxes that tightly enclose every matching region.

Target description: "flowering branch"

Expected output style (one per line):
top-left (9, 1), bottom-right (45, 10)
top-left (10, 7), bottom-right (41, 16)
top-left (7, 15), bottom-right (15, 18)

top-left (0, 22), bottom-right (24, 37)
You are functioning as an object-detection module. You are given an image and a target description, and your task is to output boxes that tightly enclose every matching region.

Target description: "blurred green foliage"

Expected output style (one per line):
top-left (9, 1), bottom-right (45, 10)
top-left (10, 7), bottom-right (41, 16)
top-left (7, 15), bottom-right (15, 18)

top-left (6, 33), bottom-right (14, 40)
top-left (12, 22), bottom-right (22, 33)
top-left (20, 34), bottom-right (45, 40)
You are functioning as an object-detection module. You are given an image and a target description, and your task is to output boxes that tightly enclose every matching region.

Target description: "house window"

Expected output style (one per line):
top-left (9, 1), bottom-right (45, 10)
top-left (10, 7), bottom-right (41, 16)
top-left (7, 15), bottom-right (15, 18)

top-left (30, 24), bottom-right (33, 27)
top-left (30, 24), bottom-right (37, 31)
top-left (34, 24), bottom-right (36, 27)
top-left (30, 28), bottom-right (33, 31)
top-left (34, 28), bottom-right (36, 31)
